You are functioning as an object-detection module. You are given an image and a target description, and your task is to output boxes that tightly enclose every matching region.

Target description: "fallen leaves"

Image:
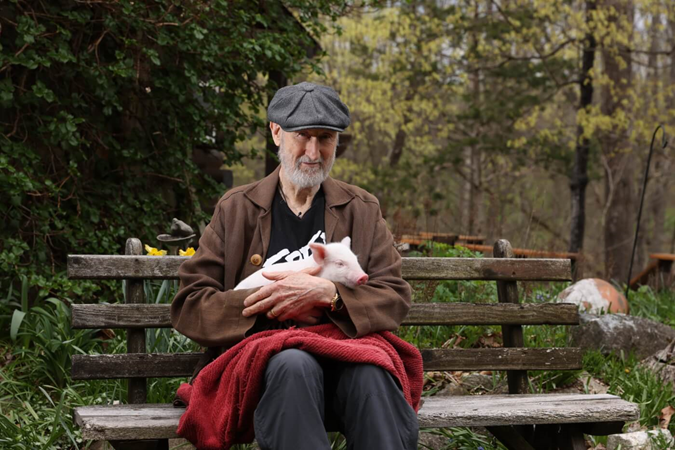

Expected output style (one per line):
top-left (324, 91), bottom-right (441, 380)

top-left (659, 405), bottom-right (675, 429)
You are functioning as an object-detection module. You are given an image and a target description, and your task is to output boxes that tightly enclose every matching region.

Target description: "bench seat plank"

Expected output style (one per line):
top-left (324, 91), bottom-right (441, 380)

top-left (67, 255), bottom-right (572, 281)
top-left (71, 302), bottom-right (579, 329)
top-left (74, 394), bottom-right (639, 441)
top-left (71, 348), bottom-right (581, 379)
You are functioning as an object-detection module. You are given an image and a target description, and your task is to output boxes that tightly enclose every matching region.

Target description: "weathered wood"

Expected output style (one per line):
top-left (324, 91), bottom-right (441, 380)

top-left (405, 256), bottom-right (572, 282)
top-left (495, 240), bottom-right (528, 395)
top-left (72, 353), bottom-right (202, 380)
top-left (74, 404), bottom-right (184, 440)
top-left (68, 255), bottom-right (187, 280)
top-left (419, 393), bottom-right (640, 428)
top-left (125, 239), bottom-right (146, 405)
top-left (71, 302), bottom-right (580, 329)
top-left (67, 255), bottom-right (572, 281)
top-left (72, 348), bottom-right (582, 379)
top-left (73, 394), bottom-right (640, 440)
top-left (422, 348), bottom-right (582, 371)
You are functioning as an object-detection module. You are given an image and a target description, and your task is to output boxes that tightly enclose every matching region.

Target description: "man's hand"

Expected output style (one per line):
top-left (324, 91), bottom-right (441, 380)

top-left (241, 266), bottom-right (337, 323)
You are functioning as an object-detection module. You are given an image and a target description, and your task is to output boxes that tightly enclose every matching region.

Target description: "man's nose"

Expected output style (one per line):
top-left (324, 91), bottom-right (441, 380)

top-left (305, 137), bottom-right (320, 160)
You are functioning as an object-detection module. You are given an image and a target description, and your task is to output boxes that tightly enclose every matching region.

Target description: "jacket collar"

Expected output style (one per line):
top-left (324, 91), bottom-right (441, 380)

top-left (244, 165), bottom-right (354, 211)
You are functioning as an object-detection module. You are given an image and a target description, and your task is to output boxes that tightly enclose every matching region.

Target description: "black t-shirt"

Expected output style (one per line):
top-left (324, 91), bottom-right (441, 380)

top-left (264, 186), bottom-right (326, 268)
top-left (250, 185), bottom-right (327, 332)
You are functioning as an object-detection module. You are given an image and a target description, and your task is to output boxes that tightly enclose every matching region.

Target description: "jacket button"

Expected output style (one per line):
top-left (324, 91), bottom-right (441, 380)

top-left (250, 254), bottom-right (263, 266)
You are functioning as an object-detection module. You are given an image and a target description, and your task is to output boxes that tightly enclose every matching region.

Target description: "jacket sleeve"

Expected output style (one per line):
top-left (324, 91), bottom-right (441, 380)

top-left (170, 206), bottom-right (258, 348)
top-left (327, 210), bottom-right (411, 337)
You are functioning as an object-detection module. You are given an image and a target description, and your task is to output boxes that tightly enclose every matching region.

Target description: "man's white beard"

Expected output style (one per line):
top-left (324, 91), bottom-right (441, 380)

top-left (278, 137), bottom-right (336, 189)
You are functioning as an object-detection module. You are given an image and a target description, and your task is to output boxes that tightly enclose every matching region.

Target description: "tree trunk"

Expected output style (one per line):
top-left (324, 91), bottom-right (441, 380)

top-left (265, 71), bottom-right (286, 176)
top-left (644, 11), bottom-right (667, 261)
top-left (568, 0), bottom-right (596, 256)
top-left (461, 3), bottom-right (483, 236)
top-left (601, 0), bottom-right (635, 282)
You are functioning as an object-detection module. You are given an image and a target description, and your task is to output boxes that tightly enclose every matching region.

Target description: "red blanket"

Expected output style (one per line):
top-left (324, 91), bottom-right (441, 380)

top-left (175, 323), bottom-right (423, 450)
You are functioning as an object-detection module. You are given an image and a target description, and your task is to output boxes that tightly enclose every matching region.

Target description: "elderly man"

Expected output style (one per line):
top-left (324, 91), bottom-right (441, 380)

top-left (171, 82), bottom-right (418, 449)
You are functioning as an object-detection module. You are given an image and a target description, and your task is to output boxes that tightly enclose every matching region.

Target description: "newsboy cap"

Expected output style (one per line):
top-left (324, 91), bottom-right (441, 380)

top-left (268, 82), bottom-right (350, 132)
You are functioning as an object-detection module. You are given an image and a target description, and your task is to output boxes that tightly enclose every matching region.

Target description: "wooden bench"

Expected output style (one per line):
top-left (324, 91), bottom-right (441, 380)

top-left (629, 253), bottom-right (675, 291)
top-left (68, 238), bottom-right (639, 450)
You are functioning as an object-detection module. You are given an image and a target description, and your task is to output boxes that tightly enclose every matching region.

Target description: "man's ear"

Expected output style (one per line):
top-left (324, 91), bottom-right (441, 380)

top-left (270, 122), bottom-right (282, 146)
top-left (309, 243), bottom-right (327, 264)
top-left (340, 236), bottom-right (351, 249)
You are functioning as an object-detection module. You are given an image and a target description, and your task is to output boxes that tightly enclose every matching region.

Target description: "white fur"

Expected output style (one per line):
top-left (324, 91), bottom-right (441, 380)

top-left (234, 237), bottom-right (367, 290)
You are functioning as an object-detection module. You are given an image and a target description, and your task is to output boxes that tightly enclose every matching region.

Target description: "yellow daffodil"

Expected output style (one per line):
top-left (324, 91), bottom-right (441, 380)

top-left (145, 244), bottom-right (167, 256)
top-left (179, 247), bottom-right (195, 257)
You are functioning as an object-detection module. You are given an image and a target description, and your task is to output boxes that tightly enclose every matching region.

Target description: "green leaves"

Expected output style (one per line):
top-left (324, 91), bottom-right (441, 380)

top-left (31, 80), bottom-right (55, 102)
top-left (9, 310), bottom-right (26, 341)
top-left (0, 0), bottom-right (349, 301)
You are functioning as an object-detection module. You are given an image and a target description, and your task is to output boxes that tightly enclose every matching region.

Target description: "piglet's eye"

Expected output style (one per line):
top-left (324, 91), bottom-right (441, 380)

top-left (335, 261), bottom-right (345, 267)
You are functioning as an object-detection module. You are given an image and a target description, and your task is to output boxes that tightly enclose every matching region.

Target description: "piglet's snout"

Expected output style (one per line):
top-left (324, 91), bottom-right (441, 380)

top-left (356, 274), bottom-right (369, 286)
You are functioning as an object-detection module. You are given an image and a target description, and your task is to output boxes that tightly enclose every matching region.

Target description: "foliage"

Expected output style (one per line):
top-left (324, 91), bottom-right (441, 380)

top-left (584, 349), bottom-right (675, 437)
top-left (316, 0), bottom-right (674, 277)
top-left (627, 285), bottom-right (675, 327)
top-left (0, 0), bottom-right (352, 297)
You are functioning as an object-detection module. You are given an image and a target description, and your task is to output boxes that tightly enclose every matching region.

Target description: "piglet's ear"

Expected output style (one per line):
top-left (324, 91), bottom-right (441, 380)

top-left (309, 243), bottom-right (327, 264)
top-left (340, 236), bottom-right (351, 249)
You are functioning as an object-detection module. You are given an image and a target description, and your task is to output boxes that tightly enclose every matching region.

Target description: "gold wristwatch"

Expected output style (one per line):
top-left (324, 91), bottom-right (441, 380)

top-left (330, 291), bottom-right (344, 312)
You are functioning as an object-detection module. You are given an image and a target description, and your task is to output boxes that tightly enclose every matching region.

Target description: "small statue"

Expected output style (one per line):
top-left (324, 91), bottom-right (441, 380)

top-left (170, 218), bottom-right (194, 237)
top-left (157, 218), bottom-right (196, 254)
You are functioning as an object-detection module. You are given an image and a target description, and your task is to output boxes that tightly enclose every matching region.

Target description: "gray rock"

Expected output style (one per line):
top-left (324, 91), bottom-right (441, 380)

top-left (571, 314), bottom-right (675, 359)
top-left (640, 339), bottom-right (675, 385)
top-left (606, 429), bottom-right (673, 450)
top-left (437, 381), bottom-right (470, 396)
top-left (553, 371), bottom-right (609, 395)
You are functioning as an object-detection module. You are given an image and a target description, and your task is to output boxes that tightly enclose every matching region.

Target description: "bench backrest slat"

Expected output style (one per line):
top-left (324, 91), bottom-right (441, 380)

top-left (67, 255), bottom-right (572, 282)
top-left (71, 347), bottom-right (582, 380)
top-left (71, 303), bottom-right (579, 329)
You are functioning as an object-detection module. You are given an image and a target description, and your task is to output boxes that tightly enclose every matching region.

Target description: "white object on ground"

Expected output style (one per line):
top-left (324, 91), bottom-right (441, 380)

top-left (606, 429), bottom-right (673, 450)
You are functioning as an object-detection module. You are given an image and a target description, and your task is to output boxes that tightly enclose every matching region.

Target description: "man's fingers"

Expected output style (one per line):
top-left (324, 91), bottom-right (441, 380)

top-left (243, 295), bottom-right (276, 317)
top-left (243, 285), bottom-right (276, 310)
top-left (300, 266), bottom-right (321, 276)
top-left (261, 270), bottom-right (293, 280)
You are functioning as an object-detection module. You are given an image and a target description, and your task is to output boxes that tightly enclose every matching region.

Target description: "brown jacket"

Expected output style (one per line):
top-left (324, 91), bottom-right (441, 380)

top-left (171, 167), bottom-right (411, 349)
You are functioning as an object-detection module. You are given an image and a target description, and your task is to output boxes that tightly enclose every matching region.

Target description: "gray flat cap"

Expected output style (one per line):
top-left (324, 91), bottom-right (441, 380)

top-left (268, 82), bottom-right (350, 132)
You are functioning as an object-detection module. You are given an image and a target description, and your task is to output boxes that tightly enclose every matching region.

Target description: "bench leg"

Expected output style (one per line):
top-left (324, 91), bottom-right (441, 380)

top-left (556, 424), bottom-right (586, 450)
top-left (489, 424), bottom-right (587, 450)
top-left (109, 439), bottom-right (169, 450)
top-left (485, 426), bottom-right (536, 450)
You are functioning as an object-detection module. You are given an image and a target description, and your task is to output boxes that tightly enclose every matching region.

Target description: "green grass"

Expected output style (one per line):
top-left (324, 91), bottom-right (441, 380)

top-left (1, 248), bottom-right (673, 449)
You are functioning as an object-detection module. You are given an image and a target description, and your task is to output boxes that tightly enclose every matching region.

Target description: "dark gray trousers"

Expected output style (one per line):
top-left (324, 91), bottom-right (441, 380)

top-left (253, 349), bottom-right (419, 450)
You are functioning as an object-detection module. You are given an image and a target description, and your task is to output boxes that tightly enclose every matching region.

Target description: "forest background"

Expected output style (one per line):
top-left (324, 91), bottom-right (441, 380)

top-left (1, 0), bottom-right (674, 297)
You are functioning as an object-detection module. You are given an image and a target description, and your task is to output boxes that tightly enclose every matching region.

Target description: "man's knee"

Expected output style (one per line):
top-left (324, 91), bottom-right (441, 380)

top-left (265, 349), bottom-right (322, 381)
top-left (338, 364), bottom-right (395, 392)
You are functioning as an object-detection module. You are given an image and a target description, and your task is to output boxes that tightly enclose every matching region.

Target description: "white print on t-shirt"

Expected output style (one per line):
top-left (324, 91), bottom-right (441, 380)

top-left (263, 230), bottom-right (326, 268)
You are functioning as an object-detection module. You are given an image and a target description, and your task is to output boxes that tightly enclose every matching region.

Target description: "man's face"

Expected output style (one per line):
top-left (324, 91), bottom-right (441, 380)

top-left (272, 124), bottom-right (338, 189)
